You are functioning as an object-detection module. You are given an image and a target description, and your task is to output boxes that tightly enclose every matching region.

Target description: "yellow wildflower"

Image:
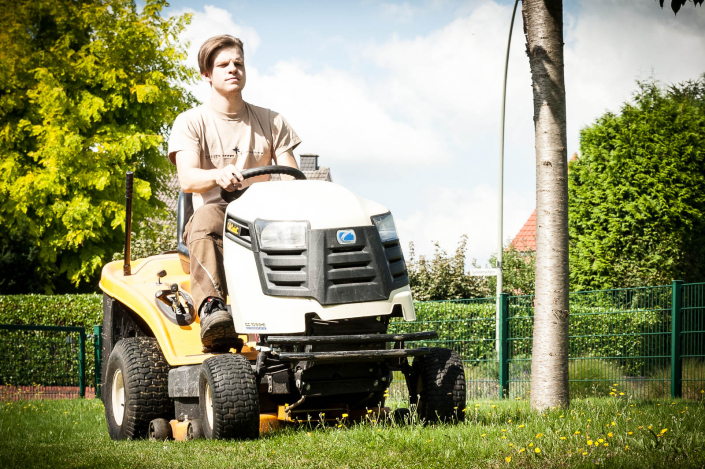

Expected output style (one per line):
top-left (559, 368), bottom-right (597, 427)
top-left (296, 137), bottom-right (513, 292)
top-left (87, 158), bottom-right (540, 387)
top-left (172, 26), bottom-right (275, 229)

top-left (535, 448), bottom-right (541, 454)
top-left (661, 429), bottom-right (668, 434)
top-left (608, 432), bottom-right (613, 437)
top-left (505, 456), bottom-right (511, 463)
top-left (529, 443), bottom-right (534, 447)
top-left (587, 440), bottom-right (593, 446)
top-left (519, 448), bottom-right (526, 453)
top-left (574, 431), bottom-right (580, 435)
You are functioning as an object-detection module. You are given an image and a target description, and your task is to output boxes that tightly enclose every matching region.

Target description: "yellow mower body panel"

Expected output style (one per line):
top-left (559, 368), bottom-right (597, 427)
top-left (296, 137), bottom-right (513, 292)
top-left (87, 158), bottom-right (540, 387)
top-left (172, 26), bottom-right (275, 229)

top-left (99, 253), bottom-right (257, 366)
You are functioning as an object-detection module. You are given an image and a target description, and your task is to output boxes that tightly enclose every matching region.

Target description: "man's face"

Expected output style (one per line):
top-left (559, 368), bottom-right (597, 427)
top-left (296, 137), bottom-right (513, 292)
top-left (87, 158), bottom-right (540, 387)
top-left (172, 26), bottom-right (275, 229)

top-left (203, 47), bottom-right (246, 95)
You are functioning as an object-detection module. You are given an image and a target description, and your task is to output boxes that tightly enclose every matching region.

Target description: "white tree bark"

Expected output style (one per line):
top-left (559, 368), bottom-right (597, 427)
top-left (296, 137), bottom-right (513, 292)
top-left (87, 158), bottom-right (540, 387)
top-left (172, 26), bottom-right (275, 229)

top-left (522, 0), bottom-right (570, 410)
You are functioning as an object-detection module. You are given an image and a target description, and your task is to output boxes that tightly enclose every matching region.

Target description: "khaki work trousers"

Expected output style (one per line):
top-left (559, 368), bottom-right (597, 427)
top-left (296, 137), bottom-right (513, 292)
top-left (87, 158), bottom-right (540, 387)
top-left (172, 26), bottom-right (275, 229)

top-left (183, 204), bottom-right (228, 313)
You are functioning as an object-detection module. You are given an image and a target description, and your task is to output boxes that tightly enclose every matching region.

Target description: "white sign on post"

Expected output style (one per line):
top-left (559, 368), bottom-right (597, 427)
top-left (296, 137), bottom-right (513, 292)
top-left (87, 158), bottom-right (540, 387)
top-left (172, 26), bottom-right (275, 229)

top-left (468, 268), bottom-right (500, 277)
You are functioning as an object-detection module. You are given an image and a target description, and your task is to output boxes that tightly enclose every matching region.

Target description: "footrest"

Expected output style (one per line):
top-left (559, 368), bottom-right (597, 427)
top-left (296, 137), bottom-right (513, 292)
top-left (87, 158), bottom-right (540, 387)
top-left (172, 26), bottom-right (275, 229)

top-left (272, 347), bottom-right (431, 362)
top-left (266, 331), bottom-right (437, 345)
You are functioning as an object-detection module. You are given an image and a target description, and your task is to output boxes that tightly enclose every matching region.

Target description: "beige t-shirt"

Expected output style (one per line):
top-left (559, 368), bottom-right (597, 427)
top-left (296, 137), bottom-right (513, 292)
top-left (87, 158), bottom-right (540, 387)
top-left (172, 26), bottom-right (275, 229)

top-left (168, 102), bottom-right (301, 209)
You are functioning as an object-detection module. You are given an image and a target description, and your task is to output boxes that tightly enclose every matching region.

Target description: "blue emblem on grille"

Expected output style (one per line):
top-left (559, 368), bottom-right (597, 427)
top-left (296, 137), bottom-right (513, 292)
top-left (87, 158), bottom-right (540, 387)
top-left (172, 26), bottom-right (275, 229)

top-left (336, 229), bottom-right (356, 244)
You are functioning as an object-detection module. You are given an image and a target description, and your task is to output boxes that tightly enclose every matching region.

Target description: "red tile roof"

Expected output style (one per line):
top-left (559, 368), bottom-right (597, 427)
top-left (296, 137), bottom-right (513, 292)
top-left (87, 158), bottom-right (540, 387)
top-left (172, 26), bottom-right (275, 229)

top-left (509, 153), bottom-right (578, 252)
top-left (511, 209), bottom-right (536, 252)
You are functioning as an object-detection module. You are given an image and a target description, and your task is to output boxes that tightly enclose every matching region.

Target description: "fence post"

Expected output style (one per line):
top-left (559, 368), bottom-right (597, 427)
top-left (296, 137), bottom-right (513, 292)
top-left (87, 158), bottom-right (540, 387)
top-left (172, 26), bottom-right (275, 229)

top-left (94, 325), bottom-right (102, 399)
top-left (79, 329), bottom-right (86, 398)
top-left (671, 280), bottom-right (683, 398)
top-left (499, 293), bottom-right (510, 398)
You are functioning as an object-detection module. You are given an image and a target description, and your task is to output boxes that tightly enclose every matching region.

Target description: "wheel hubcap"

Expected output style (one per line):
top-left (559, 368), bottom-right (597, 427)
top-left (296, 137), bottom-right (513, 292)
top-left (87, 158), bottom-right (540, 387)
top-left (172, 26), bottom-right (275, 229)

top-left (205, 382), bottom-right (214, 428)
top-left (111, 368), bottom-right (125, 425)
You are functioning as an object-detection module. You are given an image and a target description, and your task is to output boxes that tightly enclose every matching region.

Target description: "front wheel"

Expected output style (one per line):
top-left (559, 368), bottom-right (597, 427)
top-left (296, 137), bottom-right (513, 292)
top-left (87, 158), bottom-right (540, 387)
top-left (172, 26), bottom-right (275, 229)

top-left (411, 348), bottom-right (466, 423)
top-left (199, 354), bottom-right (259, 440)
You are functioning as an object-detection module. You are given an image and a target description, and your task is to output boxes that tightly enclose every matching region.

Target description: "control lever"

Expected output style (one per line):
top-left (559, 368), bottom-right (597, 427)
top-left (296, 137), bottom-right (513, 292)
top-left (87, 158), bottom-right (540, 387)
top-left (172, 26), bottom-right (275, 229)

top-left (155, 283), bottom-right (187, 316)
top-left (169, 283), bottom-right (187, 316)
top-left (156, 270), bottom-right (167, 284)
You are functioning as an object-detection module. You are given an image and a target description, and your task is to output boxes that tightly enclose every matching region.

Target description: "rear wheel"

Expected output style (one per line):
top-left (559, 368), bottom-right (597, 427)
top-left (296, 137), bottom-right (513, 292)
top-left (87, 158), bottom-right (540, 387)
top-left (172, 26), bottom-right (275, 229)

top-left (411, 348), bottom-right (465, 423)
top-left (199, 354), bottom-right (259, 440)
top-left (104, 337), bottom-right (173, 440)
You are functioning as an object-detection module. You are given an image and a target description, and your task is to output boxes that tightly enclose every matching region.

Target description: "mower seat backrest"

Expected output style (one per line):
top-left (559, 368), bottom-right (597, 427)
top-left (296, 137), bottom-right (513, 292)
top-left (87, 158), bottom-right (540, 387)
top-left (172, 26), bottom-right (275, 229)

top-left (176, 191), bottom-right (193, 274)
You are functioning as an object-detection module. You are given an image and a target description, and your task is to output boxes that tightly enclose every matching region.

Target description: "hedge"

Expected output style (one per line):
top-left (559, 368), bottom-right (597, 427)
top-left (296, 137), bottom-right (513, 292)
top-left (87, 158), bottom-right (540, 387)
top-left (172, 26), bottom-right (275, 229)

top-left (0, 294), bottom-right (102, 388)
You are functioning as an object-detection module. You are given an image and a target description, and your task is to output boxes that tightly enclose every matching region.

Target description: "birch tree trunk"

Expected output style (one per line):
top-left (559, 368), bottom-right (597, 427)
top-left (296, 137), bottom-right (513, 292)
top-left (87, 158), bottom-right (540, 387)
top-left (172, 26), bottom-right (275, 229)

top-left (522, 0), bottom-right (570, 410)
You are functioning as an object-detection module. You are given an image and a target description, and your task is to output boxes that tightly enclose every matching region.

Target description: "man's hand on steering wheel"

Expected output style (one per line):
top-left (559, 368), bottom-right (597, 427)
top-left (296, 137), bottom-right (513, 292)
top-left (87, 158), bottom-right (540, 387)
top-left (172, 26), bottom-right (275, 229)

top-left (215, 164), bottom-right (244, 192)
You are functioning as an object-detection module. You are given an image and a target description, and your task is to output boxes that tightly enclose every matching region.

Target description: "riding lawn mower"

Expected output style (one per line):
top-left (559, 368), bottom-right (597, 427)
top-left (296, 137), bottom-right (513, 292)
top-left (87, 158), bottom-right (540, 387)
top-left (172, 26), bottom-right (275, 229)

top-left (99, 166), bottom-right (466, 440)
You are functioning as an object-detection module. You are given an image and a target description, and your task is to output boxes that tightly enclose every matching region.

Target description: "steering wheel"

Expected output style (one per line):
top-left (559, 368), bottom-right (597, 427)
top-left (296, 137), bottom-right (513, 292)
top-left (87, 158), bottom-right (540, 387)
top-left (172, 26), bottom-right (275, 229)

top-left (219, 165), bottom-right (307, 203)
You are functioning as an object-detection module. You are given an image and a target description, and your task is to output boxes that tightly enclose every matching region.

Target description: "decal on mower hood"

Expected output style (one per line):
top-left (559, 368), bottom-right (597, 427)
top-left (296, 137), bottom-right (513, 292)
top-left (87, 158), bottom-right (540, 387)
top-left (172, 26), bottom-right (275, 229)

top-left (245, 322), bottom-right (267, 331)
top-left (336, 229), bottom-right (356, 244)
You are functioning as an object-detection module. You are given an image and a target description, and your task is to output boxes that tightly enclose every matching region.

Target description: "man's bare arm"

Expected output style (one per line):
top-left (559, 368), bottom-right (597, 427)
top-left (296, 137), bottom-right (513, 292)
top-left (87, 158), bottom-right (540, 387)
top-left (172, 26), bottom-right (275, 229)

top-left (174, 150), bottom-right (244, 193)
top-left (276, 150), bottom-right (299, 181)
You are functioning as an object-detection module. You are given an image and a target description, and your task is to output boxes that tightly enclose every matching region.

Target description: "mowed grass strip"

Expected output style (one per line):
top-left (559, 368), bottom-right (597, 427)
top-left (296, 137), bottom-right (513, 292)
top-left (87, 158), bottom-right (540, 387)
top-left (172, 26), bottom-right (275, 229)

top-left (1, 393), bottom-right (705, 469)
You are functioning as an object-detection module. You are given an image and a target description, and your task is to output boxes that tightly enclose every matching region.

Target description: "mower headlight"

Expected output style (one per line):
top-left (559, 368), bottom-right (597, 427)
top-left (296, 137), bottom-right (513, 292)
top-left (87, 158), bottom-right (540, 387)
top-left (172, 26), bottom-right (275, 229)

top-left (254, 220), bottom-right (307, 250)
top-left (371, 213), bottom-right (398, 242)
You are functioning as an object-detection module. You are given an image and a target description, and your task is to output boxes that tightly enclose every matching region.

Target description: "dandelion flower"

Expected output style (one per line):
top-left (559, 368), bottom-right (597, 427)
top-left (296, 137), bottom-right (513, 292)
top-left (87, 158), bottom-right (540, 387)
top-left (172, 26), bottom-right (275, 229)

top-left (607, 432), bottom-right (613, 437)
top-left (574, 431), bottom-right (580, 435)
top-left (529, 443), bottom-right (534, 447)
top-left (502, 429), bottom-right (507, 432)
top-left (611, 422), bottom-right (616, 426)
top-left (628, 431), bottom-right (633, 435)
top-left (587, 440), bottom-right (593, 446)
top-left (342, 413), bottom-right (348, 418)
top-left (481, 434), bottom-right (487, 437)
top-left (598, 439), bottom-right (604, 443)
top-left (619, 393), bottom-right (625, 396)
top-left (535, 448), bottom-right (541, 454)
top-left (661, 429), bottom-right (667, 434)
top-left (582, 452), bottom-right (588, 456)
top-left (519, 448), bottom-right (526, 453)
top-left (604, 443), bottom-right (609, 447)
top-left (501, 436), bottom-right (507, 439)
top-left (505, 456), bottom-right (512, 463)
top-left (518, 424), bottom-right (525, 428)
top-left (560, 437), bottom-right (566, 440)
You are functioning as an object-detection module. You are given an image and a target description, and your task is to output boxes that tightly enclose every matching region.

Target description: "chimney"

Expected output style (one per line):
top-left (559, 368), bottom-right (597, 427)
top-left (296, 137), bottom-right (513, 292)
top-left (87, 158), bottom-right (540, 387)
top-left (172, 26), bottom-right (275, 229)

top-left (299, 154), bottom-right (319, 172)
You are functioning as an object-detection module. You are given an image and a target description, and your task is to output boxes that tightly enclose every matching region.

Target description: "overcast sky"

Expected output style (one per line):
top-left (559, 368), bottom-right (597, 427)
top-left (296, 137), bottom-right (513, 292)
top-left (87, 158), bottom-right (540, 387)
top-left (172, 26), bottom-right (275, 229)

top-left (163, 0), bottom-right (705, 265)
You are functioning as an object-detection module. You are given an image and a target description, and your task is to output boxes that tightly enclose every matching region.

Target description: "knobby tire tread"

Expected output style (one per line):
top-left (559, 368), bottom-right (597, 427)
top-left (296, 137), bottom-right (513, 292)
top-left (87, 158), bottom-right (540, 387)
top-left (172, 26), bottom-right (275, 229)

top-left (414, 347), bottom-right (466, 423)
top-left (107, 337), bottom-right (173, 440)
top-left (202, 354), bottom-right (259, 440)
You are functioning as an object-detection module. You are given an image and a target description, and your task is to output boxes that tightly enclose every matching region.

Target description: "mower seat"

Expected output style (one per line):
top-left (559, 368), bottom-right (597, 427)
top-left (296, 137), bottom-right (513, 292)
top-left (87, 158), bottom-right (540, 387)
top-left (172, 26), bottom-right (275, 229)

top-left (176, 191), bottom-right (193, 274)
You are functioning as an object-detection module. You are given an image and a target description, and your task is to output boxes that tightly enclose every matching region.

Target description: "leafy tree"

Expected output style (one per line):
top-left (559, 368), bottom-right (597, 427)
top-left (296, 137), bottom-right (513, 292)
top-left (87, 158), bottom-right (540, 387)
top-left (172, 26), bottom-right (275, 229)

top-left (569, 76), bottom-right (705, 290)
top-left (489, 245), bottom-right (536, 296)
top-left (406, 236), bottom-right (491, 301)
top-left (0, 0), bottom-right (197, 293)
top-left (659, 0), bottom-right (703, 15)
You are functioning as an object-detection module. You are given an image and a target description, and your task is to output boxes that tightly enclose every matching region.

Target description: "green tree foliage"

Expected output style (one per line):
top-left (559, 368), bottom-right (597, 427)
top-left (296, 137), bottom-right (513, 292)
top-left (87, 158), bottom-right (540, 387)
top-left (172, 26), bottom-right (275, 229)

top-left (659, 0), bottom-right (703, 15)
top-left (489, 245), bottom-right (536, 296)
top-left (406, 235), bottom-right (491, 301)
top-left (0, 0), bottom-right (197, 293)
top-left (569, 76), bottom-right (705, 290)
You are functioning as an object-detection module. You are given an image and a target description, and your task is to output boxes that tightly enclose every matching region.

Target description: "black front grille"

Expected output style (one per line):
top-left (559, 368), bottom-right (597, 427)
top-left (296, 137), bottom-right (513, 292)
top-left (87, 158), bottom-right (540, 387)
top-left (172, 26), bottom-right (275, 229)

top-left (254, 225), bottom-right (409, 305)
top-left (261, 250), bottom-right (307, 289)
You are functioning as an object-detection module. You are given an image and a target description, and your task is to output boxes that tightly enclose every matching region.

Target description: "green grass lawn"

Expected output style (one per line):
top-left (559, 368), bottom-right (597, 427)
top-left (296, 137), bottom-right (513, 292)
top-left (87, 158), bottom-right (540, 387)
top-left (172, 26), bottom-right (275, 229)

top-left (2, 393), bottom-right (705, 469)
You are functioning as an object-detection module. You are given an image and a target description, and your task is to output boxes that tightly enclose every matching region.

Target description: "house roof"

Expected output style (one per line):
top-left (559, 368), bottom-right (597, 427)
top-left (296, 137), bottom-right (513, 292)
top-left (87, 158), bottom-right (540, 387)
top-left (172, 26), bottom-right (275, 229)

top-left (511, 209), bottom-right (536, 252)
top-left (509, 153), bottom-right (578, 252)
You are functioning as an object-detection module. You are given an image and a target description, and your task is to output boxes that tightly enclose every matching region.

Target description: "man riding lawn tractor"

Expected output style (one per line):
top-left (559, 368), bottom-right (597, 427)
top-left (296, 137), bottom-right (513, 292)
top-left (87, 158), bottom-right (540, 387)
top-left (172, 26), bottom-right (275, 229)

top-left (99, 35), bottom-right (466, 440)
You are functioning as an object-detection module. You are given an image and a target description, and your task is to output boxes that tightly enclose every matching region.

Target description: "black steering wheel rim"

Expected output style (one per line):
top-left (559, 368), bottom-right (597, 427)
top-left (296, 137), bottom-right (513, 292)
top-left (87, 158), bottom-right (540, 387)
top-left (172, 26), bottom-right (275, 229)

top-left (219, 165), bottom-right (307, 203)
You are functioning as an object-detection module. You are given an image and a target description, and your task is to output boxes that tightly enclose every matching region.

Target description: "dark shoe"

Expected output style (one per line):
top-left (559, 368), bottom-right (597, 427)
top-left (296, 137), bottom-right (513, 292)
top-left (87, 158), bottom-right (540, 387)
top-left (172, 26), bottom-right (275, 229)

top-left (199, 297), bottom-right (237, 351)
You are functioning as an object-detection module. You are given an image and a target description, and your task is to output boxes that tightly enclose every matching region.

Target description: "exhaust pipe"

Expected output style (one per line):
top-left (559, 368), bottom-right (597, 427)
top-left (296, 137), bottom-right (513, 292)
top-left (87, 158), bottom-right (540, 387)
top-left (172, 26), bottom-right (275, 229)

top-left (123, 171), bottom-right (134, 276)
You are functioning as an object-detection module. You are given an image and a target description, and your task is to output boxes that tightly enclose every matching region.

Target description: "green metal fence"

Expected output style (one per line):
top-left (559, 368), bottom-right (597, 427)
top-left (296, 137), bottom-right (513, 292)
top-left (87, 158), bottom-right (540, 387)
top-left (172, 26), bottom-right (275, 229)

top-left (2, 282), bottom-right (704, 402)
top-left (391, 281), bottom-right (705, 401)
top-left (0, 324), bottom-right (102, 401)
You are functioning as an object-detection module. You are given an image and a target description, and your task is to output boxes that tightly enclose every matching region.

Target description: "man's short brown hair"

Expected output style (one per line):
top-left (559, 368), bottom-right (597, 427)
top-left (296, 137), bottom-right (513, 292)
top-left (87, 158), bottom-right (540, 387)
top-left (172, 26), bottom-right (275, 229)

top-left (198, 35), bottom-right (244, 76)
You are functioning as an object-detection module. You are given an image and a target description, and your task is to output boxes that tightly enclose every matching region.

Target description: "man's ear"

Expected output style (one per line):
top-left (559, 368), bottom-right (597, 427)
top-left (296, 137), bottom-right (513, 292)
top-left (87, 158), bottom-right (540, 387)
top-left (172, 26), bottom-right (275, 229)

top-left (202, 72), bottom-right (212, 84)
